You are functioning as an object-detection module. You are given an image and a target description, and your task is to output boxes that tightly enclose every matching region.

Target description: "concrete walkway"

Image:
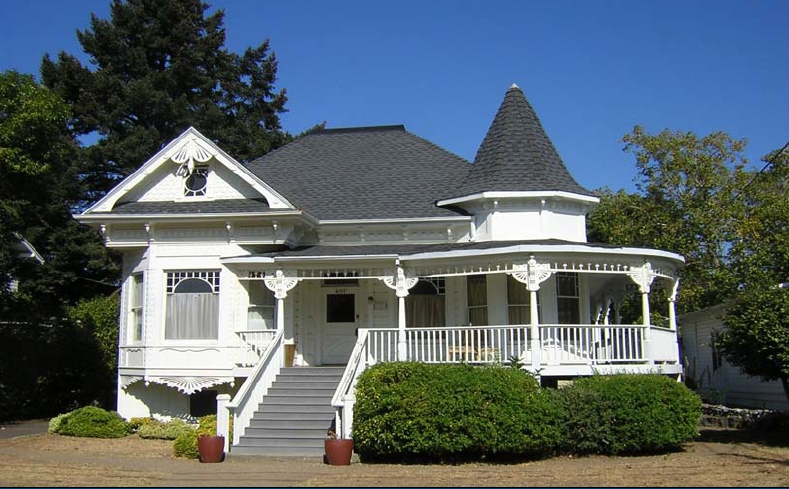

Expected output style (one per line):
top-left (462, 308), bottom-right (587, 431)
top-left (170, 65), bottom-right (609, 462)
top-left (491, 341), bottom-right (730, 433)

top-left (0, 419), bottom-right (48, 439)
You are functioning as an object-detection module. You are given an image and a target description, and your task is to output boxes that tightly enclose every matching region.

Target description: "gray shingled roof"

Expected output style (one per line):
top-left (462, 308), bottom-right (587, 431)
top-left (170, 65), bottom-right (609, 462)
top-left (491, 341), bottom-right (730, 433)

top-left (109, 199), bottom-right (271, 214)
top-left (246, 126), bottom-right (471, 220)
top-left (450, 85), bottom-right (595, 198)
top-left (257, 240), bottom-right (626, 258)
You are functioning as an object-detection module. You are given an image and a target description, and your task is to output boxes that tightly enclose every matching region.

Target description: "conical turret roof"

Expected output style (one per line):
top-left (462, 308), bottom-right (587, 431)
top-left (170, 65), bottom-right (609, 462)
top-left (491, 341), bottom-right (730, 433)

top-left (451, 84), bottom-right (594, 198)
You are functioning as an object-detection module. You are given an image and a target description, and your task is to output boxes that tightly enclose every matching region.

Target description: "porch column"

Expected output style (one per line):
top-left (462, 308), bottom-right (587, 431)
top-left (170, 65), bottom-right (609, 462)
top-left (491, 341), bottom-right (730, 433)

top-left (628, 263), bottom-right (656, 364)
top-left (381, 266), bottom-right (418, 361)
top-left (264, 270), bottom-right (300, 363)
top-left (668, 278), bottom-right (680, 331)
top-left (511, 257), bottom-right (552, 374)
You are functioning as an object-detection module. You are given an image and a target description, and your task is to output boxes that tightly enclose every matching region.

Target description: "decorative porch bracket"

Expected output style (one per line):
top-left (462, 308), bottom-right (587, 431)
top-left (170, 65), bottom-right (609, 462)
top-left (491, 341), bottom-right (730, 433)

top-left (509, 257), bottom-right (552, 373)
top-left (380, 266), bottom-right (418, 361)
top-left (264, 270), bottom-right (300, 346)
top-left (627, 262), bottom-right (657, 364)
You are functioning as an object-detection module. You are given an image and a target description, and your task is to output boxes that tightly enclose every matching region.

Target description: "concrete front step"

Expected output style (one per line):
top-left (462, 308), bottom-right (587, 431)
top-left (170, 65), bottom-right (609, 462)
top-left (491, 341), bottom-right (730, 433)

top-left (255, 404), bottom-right (334, 414)
top-left (248, 419), bottom-right (332, 429)
top-left (236, 436), bottom-right (327, 448)
top-left (267, 386), bottom-right (337, 395)
top-left (233, 366), bottom-right (344, 457)
top-left (262, 396), bottom-right (332, 405)
top-left (242, 428), bottom-right (329, 438)
top-left (231, 445), bottom-right (326, 457)
top-left (249, 411), bottom-right (334, 422)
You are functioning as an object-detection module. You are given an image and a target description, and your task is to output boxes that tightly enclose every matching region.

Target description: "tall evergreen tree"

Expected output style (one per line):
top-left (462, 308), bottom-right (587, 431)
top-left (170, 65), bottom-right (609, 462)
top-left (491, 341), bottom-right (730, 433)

top-left (0, 70), bottom-right (117, 319)
top-left (41, 0), bottom-right (291, 203)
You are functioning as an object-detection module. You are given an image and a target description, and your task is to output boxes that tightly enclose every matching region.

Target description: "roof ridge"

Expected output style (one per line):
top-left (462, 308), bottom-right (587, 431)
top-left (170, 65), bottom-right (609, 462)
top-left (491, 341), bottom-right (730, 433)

top-left (320, 125), bottom-right (406, 134)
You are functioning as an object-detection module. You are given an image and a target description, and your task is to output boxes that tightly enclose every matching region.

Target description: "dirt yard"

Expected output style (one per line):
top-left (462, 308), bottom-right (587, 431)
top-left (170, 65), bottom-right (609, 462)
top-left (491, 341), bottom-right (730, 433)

top-left (0, 428), bottom-right (787, 487)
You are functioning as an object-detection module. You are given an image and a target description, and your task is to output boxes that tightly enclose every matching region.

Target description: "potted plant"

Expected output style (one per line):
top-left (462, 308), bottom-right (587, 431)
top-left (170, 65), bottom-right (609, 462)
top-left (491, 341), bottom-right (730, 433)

top-left (324, 430), bottom-right (353, 465)
top-left (197, 433), bottom-right (225, 463)
top-left (196, 415), bottom-right (225, 463)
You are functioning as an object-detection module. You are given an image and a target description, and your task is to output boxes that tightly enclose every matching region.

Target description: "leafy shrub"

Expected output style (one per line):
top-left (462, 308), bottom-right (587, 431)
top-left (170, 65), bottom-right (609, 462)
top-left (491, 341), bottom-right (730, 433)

top-left (551, 384), bottom-right (616, 454)
top-left (48, 412), bottom-right (69, 434)
top-left (173, 430), bottom-right (200, 459)
top-left (352, 362), bottom-right (562, 463)
top-left (128, 417), bottom-right (154, 433)
top-left (173, 414), bottom-right (232, 459)
top-left (138, 418), bottom-right (195, 440)
top-left (56, 406), bottom-right (130, 438)
top-left (565, 374), bottom-right (702, 454)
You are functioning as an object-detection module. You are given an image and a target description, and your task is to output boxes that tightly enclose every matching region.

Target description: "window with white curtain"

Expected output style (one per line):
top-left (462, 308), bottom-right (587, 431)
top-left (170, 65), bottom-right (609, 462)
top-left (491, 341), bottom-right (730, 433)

top-left (406, 278), bottom-right (446, 328)
top-left (507, 274), bottom-right (538, 325)
top-left (466, 275), bottom-right (488, 326)
top-left (130, 273), bottom-right (144, 342)
top-left (556, 272), bottom-right (580, 324)
top-left (247, 280), bottom-right (276, 329)
top-left (165, 271), bottom-right (220, 340)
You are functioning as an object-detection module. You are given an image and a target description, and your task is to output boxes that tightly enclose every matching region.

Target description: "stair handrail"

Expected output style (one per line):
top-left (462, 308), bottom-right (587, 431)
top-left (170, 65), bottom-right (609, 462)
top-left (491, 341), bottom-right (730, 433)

top-left (225, 329), bottom-right (284, 447)
top-left (331, 328), bottom-right (370, 439)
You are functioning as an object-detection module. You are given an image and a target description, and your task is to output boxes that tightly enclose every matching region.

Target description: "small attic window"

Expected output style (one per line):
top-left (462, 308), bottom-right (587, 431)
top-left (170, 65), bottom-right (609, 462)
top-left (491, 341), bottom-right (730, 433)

top-left (183, 166), bottom-right (208, 197)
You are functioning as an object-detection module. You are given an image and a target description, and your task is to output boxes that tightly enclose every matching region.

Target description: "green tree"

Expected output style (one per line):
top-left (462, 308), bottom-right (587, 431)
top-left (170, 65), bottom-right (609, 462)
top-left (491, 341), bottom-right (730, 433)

top-left (588, 126), bottom-right (749, 314)
top-left (716, 285), bottom-right (789, 402)
top-left (41, 0), bottom-right (292, 202)
top-left (728, 147), bottom-right (789, 285)
top-left (0, 70), bottom-right (118, 319)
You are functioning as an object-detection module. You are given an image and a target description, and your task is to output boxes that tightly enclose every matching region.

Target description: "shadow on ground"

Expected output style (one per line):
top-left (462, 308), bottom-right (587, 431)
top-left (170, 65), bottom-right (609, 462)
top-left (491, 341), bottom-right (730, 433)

top-left (699, 427), bottom-right (789, 447)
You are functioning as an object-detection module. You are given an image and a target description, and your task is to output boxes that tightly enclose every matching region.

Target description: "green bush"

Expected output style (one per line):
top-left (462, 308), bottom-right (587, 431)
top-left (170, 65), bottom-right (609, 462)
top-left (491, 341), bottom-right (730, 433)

top-left (56, 406), bottom-right (130, 438)
top-left (138, 418), bottom-right (195, 440)
top-left (127, 417), bottom-right (154, 433)
top-left (552, 384), bottom-right (616, 454)
top-left (173, 414), bottom-right (231, 459)
top-left (173, 430), bottom-right (200, 459)
top-left (47, 412), bottom-right (69, 434)
top-left (352, 362), bottom-right (562, 463)
top-left (564, 374), bottom-right (702, 454)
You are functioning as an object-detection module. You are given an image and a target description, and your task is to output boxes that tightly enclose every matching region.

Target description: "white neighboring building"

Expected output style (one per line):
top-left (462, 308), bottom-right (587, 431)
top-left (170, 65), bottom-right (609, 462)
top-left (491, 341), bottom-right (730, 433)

top-left (78, 84), bottom-right (686, 452)
top-left (681, 304), bottom-right (788, 411)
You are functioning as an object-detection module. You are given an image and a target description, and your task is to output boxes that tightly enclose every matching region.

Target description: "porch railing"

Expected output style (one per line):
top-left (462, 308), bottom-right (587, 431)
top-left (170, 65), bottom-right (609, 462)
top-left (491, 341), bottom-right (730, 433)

top-left (235, 329), bottom-right (277, 365)
top-left (332, 323), bottom-right (669, 438)
top-left (539, 324), bottom-right (648, 364)
top-left (225, 329), bottom-right (283, 447)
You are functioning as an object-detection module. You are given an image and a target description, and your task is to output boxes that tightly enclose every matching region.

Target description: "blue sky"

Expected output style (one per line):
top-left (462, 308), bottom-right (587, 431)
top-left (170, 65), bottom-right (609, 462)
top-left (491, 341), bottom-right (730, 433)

top-left (2, 0), bottom-right (787, 193)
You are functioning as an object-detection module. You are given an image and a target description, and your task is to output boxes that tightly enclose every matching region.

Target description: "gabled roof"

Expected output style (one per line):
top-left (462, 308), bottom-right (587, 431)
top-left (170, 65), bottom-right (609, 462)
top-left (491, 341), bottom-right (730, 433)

top-left (449, 84), bottom-right (595, 199)
top-left (246, 125), bottom-right (471, 220)
top-left (80, 127), bottom-right (295, 216)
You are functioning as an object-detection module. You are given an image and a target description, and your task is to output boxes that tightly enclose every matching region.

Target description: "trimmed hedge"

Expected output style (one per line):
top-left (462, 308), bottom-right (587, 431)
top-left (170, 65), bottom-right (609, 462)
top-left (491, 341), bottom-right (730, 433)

top-left (352, 366), bottom-right (702, 462)
top-left (137, 418), bottom-right (194, 440)
top-left (352, 362), bottom-right (562, 462)
top-left (558, 374), bottom-right (702, 454)
top-left (54, 406), bottom-right (130, 438)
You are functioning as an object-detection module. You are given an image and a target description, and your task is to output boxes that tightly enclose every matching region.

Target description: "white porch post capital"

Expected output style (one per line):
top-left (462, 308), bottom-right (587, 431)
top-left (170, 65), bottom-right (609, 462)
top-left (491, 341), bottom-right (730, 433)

top-left (264, 270), bottom-right (300, 341)
top-left (510, 257), bottom-right (552, 373)
top-left (381, 266), bottom-right (418, 361)
top-left (628, 263), bottom-right (655, 364)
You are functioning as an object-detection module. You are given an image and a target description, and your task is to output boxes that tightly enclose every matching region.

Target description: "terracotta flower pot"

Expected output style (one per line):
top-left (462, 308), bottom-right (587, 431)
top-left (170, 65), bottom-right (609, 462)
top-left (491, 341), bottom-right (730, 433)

top-left (324, 438), bottom-right (354, 465)
top-left (198, 435), bottom-right (225, 463)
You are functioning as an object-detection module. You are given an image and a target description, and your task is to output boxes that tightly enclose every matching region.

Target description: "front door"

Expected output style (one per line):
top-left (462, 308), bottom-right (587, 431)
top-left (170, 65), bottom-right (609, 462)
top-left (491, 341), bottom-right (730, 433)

top-left (322, 288), bottom-right (359, 365)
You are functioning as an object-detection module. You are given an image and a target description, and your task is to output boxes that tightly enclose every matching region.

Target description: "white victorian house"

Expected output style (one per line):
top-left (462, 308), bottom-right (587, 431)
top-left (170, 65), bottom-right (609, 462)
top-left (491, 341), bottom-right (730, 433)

top-left (78, 84), bottom-right (685, 456)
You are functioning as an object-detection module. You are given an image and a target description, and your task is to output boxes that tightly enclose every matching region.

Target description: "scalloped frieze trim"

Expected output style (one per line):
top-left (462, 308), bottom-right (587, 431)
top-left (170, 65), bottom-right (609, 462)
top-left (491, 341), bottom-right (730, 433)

top-left (157, 347), bottom-right (221, 353)
top-left (145, 376), bottom-right (233, 395)
top-left (120, 375), bottom-right (143, 390)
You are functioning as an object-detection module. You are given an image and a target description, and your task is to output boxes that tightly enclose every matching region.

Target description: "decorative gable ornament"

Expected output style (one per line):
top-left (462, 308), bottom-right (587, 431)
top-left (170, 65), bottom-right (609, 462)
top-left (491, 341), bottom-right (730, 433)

top-left (170, 137), bottom-right (215, 176)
